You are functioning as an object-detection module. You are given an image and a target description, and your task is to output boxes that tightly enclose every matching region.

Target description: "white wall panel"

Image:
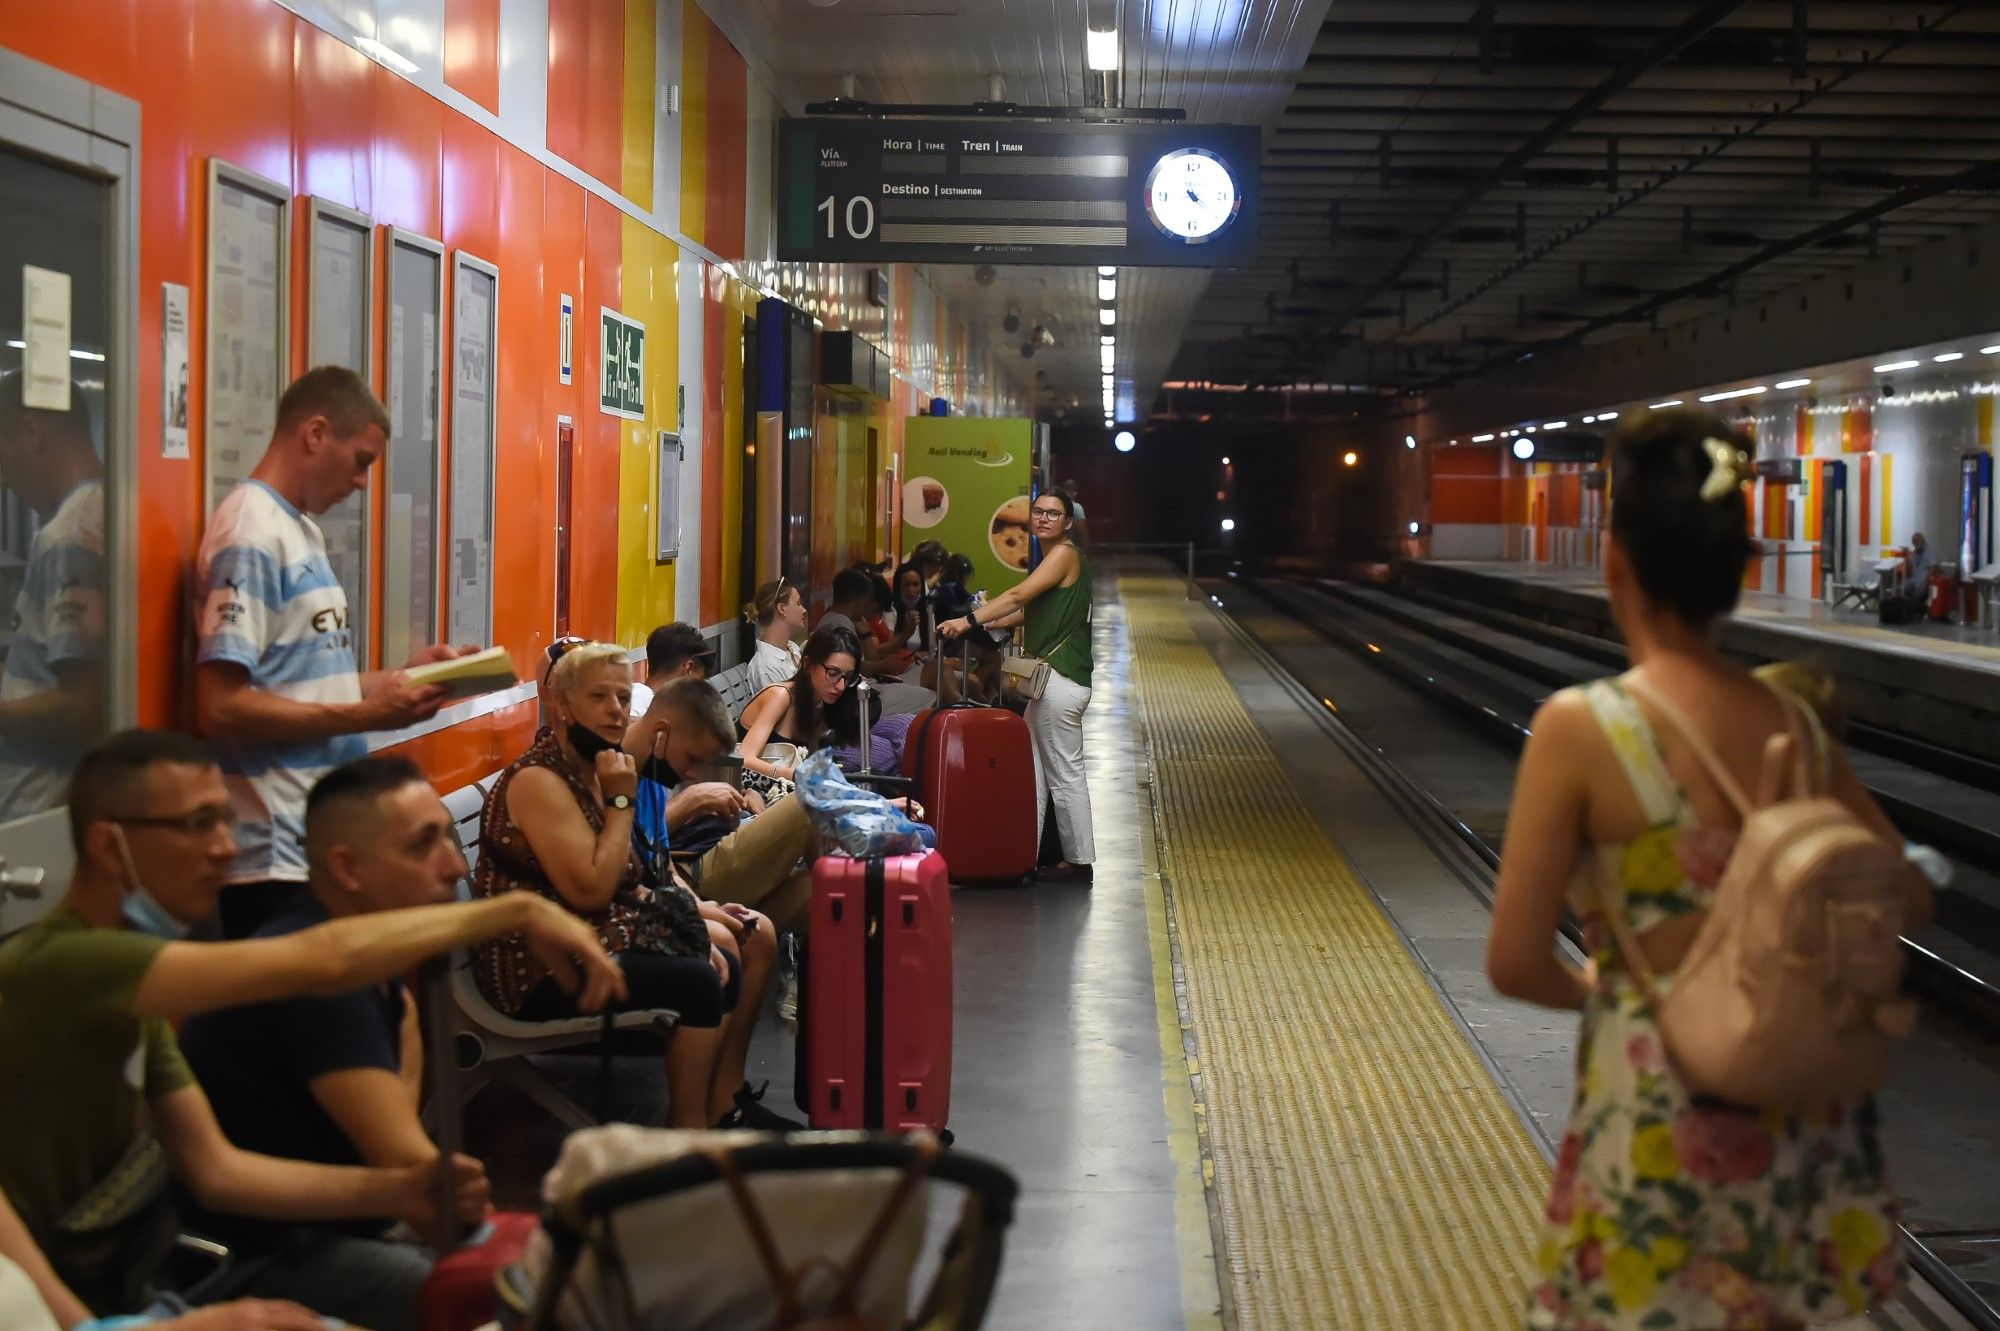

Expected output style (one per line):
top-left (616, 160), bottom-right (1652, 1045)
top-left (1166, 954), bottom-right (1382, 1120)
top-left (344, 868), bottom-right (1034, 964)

top-left (676, 257), bottom-right (707, 613)
top-left (497, 0), bottom-right (550, 149)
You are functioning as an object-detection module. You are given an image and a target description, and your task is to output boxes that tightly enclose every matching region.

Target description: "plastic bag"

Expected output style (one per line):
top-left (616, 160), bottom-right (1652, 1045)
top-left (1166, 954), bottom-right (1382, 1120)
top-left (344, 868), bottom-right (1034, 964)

top-left (795, 750), bottom-right (933, 859)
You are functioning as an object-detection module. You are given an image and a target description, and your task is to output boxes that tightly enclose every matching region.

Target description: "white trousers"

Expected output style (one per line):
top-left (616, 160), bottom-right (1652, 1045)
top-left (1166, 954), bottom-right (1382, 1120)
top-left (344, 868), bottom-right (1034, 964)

top-left (1027, 669), bottom-right (1094, 865)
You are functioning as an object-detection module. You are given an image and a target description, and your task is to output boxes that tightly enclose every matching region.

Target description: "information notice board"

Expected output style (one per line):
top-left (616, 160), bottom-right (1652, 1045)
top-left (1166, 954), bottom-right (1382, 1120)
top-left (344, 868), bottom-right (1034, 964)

top-left (778, 119), bottom-right (1259, 268)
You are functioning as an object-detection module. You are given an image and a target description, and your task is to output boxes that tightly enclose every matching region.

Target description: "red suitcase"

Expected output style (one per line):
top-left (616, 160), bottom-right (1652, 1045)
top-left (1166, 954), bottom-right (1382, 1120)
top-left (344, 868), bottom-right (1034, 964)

top-left (416, 1212), bottom-right (539, 1331)
top-left (902, 705), bottom-right (1036, 884)
top-left (804, 851), bottom-right (952, 1133)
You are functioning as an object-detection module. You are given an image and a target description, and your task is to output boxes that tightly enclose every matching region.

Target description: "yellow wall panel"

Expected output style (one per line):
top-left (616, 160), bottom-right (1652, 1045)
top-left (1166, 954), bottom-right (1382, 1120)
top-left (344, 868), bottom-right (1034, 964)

top-left (616, 219), bottom-right (680, 645)
top-left (621, 0), bottom-right (656, 208)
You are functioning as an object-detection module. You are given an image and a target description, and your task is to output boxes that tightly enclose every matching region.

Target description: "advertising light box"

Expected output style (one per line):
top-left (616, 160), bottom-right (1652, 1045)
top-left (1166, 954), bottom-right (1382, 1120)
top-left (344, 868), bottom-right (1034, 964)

top-left (778, 119), bottom-right (1260, 268)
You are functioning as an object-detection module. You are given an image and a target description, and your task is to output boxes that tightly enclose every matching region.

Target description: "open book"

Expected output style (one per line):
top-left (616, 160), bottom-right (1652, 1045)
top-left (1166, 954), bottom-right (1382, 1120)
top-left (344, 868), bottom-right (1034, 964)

top-left (401, 646), bottom-right (518, 701)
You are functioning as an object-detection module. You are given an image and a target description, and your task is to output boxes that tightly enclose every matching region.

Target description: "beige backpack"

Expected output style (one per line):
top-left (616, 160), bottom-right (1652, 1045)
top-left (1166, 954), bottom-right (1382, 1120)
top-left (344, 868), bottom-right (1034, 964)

top-left (1607, 679), bottom-right (1918, 1109)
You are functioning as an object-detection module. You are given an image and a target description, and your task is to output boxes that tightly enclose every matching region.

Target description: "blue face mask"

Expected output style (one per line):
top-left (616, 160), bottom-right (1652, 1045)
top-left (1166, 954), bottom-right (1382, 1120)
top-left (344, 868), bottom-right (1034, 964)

top-left (111, 825), bottom-right (192, 940)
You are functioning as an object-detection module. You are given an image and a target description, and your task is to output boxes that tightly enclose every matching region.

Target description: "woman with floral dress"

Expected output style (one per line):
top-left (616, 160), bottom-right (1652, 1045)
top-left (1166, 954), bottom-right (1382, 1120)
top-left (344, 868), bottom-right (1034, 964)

top-left (1487, 408), bottom-right (1928, 1331)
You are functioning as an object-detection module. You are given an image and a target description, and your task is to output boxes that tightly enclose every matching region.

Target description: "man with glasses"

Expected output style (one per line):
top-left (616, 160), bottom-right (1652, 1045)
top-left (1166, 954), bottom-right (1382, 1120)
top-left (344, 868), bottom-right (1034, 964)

top-left (193, 367), bottom-right (472, 939)
top-left (0, 729), bottom-right (625, 1320)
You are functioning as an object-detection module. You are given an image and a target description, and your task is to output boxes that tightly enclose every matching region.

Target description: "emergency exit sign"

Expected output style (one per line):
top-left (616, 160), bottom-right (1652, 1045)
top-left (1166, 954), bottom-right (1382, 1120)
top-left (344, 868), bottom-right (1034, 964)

top-left (600, 309), bottom-right (645, 420)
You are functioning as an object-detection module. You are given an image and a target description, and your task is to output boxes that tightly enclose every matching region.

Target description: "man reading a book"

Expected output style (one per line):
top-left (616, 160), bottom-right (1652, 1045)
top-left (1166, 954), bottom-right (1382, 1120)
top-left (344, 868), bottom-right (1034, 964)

top-left (192, 367), bottom-right (472, 938)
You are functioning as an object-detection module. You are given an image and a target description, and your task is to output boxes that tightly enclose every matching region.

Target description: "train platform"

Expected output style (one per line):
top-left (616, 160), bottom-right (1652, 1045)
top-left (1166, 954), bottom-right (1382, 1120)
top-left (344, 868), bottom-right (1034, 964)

top-left (1406, 559), bottom-right (2000, 763)
top-left (464, 561), bottom-right (1983, 1331)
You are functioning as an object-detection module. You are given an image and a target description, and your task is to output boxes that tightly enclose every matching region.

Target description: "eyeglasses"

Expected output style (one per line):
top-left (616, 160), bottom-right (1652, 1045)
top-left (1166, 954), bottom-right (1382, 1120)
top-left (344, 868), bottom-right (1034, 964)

top-left (1030, 507), bottom-right (1066, 521)
top-left (545, 635), bottom-right (588, 664)
top-left (817, 663), bottom-right (860, 686)
top-left (115, 808), bottom-right (237, 838)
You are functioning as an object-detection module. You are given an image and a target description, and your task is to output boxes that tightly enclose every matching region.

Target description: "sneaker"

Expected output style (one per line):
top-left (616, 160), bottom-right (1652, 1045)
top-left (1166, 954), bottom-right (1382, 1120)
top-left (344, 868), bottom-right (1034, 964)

top-left (720, 1081), bottom-right (804, 1133)
top-left (1037, 862), bottom-right (1094, 885)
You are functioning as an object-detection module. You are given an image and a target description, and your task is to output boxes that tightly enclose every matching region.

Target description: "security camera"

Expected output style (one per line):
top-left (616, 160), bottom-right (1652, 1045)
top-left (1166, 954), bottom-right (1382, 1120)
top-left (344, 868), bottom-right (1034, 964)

top-left (1879, 379), bottom-right (1895, 398)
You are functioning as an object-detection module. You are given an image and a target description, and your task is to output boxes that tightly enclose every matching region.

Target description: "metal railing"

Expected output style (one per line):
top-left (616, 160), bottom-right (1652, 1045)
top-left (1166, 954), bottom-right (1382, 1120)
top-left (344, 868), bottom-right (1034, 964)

top-left (1092, 542), bottom-right (1198, 599)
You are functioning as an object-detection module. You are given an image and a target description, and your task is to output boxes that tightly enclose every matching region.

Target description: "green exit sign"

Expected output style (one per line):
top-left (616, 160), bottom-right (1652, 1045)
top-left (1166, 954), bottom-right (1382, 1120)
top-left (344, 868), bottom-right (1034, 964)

top-left (599, 309), bottom-right (646, 419)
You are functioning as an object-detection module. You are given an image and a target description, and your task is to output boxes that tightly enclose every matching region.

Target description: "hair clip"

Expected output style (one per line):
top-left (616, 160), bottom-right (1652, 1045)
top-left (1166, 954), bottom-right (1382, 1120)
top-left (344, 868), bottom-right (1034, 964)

top-left (1699, 437), bottom-right (1752, 503)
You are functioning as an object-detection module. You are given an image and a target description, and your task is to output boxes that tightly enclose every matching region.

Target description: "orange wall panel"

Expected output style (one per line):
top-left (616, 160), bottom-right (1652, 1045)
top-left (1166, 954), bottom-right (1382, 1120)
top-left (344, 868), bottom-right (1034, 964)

top-left (703, 21), bottom-right (748, 258)
top-left (444, 0), bottom-right (502, 115)
top-left (582, 0), bottom-right (625, 189)
top-left (573, 194), bottom-right (624, 640)
top-left (545, 0), bottom-right (587, 174)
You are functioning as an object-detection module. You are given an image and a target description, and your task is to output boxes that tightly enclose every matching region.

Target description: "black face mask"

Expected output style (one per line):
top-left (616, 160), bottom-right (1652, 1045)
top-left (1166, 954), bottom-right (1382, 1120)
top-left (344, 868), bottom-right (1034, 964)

top-left (642, 755), bottom-right (681, 788)
top-left (566, 721), bottom-right (621, 762)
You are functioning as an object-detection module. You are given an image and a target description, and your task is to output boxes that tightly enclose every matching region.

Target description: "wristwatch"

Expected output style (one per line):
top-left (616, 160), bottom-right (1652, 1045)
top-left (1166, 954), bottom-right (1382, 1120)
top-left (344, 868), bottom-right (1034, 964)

top-left (607, 793), bottom-right (634, 811)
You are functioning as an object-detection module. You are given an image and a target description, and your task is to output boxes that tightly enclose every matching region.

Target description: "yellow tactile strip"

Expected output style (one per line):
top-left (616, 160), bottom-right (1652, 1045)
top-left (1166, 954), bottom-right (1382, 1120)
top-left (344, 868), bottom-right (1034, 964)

top-left (1122, 573), bottom-right (1551, 1331)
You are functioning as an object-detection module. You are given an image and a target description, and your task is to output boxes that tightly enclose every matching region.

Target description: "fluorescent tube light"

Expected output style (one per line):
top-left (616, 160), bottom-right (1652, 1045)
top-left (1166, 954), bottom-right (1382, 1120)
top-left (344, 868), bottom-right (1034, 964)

top-left (1698, 386), bottom-right (1767, 402)
top-left (1086, 27), bottom-right (1119, 71)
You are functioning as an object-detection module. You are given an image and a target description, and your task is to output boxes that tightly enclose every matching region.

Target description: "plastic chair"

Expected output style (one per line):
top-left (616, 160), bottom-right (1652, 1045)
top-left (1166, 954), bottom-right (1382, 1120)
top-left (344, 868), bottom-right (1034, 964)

top-left (438, 779), bottom-right (681, 1132)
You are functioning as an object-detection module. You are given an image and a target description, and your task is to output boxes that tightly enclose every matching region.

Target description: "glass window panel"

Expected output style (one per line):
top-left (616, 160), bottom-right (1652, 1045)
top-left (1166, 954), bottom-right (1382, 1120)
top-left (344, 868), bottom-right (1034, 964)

top-left (446, 255), bottom-right (496, 648)
top-left (307, 200), bottom-right (374, 664)
top-left (382, 231), bottom-right (442, 668)
top-left (0, 145), bottom-right (114, 831)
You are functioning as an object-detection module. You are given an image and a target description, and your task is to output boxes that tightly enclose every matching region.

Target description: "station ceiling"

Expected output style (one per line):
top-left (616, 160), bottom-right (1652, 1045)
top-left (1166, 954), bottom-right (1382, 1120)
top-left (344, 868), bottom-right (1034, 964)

top-left (715, 1), bottom-right (2000, 425)
top-left (712, 0), bottom-right (1331, 421)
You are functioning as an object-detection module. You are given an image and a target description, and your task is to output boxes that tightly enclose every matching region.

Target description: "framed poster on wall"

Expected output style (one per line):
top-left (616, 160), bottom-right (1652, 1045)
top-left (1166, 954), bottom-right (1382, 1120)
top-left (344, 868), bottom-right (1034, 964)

top-left (447, 252), bottom-right (498, 648)
top-left (204, 160), bottom-right (290, 515)
top-left (305, 196), bottom-right (375, 664)
top-left (381, 228), bottom-right (444, 668)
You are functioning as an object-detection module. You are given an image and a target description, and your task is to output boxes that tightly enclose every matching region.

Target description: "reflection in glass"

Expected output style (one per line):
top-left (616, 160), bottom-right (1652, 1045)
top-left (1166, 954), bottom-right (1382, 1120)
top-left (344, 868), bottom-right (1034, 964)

top-left (0, 373), bottom-right (106, 823)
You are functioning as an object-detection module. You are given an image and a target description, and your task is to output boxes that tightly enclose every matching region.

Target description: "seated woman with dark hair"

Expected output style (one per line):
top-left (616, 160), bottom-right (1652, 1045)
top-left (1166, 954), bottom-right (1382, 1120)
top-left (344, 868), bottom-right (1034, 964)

top-left (735, 625), bottom-right (861, 790)
top-left (474, 641), bottom-right (790, 1130)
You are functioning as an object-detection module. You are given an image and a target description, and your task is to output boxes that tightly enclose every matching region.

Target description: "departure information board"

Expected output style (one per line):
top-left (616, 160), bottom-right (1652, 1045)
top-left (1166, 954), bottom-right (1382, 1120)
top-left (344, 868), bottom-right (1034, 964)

top-left (776, 119), bottom-right (1260, 267)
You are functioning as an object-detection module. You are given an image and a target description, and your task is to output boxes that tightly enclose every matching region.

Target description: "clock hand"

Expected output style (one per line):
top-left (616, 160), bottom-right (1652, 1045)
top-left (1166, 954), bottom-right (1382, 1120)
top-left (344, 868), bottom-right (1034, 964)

top-left (1186, 186), bottom-right (1202, 205)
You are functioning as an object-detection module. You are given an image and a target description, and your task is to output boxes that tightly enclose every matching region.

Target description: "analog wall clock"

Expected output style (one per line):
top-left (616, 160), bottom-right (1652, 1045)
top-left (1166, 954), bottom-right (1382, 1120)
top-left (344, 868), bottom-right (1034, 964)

top-left (1143, 148), bottom-right (1241, 243)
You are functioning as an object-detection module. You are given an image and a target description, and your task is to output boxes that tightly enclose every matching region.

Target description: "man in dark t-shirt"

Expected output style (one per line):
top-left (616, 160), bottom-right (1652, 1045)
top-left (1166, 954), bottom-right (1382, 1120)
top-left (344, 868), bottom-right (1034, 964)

top-left (179, 756), bottom-right (480, 1331)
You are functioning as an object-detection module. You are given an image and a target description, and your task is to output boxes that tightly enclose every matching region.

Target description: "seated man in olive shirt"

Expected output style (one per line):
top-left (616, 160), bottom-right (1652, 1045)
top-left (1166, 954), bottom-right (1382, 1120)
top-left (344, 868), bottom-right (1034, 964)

top-left (0, 729), bottom-right (624, 1319)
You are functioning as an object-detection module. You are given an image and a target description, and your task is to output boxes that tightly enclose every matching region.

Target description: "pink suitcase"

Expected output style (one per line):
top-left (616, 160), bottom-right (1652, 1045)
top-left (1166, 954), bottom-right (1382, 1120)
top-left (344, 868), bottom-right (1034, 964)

top-left (804, 851), bottom-right (953, 1132)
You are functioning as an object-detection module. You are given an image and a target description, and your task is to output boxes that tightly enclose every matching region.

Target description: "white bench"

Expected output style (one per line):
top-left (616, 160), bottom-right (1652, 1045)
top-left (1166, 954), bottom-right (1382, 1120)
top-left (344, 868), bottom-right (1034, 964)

top-left (436, 776), bottom-right (678, 1132)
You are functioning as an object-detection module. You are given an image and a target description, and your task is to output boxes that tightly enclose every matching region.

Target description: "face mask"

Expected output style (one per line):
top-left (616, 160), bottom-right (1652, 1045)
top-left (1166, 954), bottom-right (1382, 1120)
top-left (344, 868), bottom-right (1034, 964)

top-left (111, 825), bottom-right (192, 940)
top-left (567, 720), bottom-right (621, 762)
top-left (642, 756), bottom-right (681, 788)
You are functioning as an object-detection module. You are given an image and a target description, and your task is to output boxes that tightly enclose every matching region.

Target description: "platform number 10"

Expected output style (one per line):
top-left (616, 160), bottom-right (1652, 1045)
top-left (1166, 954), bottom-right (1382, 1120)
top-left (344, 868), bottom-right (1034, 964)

top-left (818, 195), bottom-right (876, 241)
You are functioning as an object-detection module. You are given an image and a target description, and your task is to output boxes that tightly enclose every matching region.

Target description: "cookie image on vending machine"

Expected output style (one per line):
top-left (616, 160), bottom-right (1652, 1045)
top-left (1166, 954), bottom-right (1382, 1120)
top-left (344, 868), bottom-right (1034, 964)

top-left (989, 495), bottom-right (1032, 571)
top-left (903, 475), bottom-right (949, 529)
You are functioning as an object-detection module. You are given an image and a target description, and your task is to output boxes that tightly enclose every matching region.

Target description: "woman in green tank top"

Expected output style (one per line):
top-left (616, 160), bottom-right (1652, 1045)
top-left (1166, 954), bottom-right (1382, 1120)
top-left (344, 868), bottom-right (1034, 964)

top-left (937, 490), bottom-right (1095, 884)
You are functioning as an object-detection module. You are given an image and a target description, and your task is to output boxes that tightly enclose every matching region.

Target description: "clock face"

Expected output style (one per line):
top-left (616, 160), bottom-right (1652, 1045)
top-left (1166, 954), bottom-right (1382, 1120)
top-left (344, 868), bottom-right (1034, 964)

top-left (1144, 149), bottom-right (1241, 243)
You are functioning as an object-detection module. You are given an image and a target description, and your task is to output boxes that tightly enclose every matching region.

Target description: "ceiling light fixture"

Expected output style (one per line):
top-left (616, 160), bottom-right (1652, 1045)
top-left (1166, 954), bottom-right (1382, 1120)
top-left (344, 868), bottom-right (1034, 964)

top-left (1649, 399), bottom-right (1684, 409)
top-left (1097, 278), bottom-right (1115, 302)
top-left (1114, 429), bottom-right (1136, 452)
top-left (1873, 359), bottom-right (1920, 372)
top-left (1513, 439), bottom-right (1536, 460)
top-left (1221, 456), bottom-right (1231, 465)
top-left (1983, 345), bottom-right (2000, 355)
top-left (1698, 386), bottom-right (1767, 402)
top-left (1342, 451), bottom-right (1358, 467)
top-left (1085, 27), bottom-right (1119, 71)
top-left (1097, 266), bottom-right (1116, 278)
top-left (1404, 435), bottom-right (1417, 448)
top-left (1098, 309), bottom-right (1115, 327)
top-left (1471, 433), bottom-right (1495, 442)
top-left (1935, 352), bottom-right (1964, 363)
top-left (1775, 378), bottom-right (1812, 390)
top-left (1543, 420), bottom-right (1568, 430)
